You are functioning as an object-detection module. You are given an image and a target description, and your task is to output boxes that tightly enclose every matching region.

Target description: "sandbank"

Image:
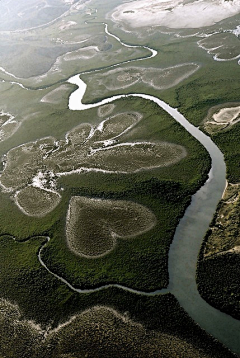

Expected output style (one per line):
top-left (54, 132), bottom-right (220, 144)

top-left (110, 0), bottom-right (240, 29)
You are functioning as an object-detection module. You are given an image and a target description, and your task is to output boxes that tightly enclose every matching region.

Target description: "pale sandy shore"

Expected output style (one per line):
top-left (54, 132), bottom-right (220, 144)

top-left (110, 0), bottom-right (240, 29)
top-left (213, 106), bottom-right (240, 123)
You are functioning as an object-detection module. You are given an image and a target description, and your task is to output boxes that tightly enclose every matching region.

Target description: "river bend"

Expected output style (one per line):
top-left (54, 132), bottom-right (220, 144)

top-left (41, 23), bottom-right (240, 356)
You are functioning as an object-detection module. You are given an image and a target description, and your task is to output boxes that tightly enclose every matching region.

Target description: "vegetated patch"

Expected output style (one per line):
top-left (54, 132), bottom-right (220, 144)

top-left (204, 103), bottom-right (240, 134)
top-left (201, 183), bottom-right (240, 258)
top-left (66, 196), bottom-right (156, 258)
top-left (15, 186), bottom-right (61, 217)
top-left (87, 141), bottom-right (187, 173)
top-left (97, 103), bottom-right (115, 117)
top-left (0, 234), bottom-right (235, 357)
top-left (0, 298), bottom-right (42, 358)
top-left (32, 96), bottom-right (210, 292)
top-left (169, 61), bottom-right (240, 128)
top-left (0, 3), bottom-right (151, 86)
top-left (44, 305), bottom-right (224, 358)
top-left (197, 182), bottom-right (240, 319)
top-left (0, 110), bottom-right (20, 143)
top-left (0, 110), bottom-right (186, 216)
top-left (197, 32), bottom-right (240, 64)
top-left (28, 39), bottom-right (149, 87)
top-left (83, 63), bottom-right (199, 100)
top-left (0, 0), bottom-right (72, 32)
top-left (0, 293), bottom-right (236, 358)
top-left (40, 84), bottom-right (73, 104)
top-left (0, 136), bottom-right (56, 191)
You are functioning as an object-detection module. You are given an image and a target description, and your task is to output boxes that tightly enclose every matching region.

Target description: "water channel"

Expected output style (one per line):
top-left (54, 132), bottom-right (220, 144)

top-left (1, 10), bottom-right (239, 358)
top-left (66, 73), bottom-right (240, 355)
top-left (37, 23), bottom-right (240, 356)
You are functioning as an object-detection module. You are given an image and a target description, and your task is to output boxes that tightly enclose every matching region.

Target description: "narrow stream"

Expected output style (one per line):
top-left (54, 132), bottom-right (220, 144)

top-left (40, 24), bottom-right (240, 355)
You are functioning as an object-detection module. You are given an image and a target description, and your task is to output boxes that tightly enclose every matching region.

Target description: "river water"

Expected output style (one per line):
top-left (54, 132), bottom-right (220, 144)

top-left (20, 21), bottom-right (235, 355)
top-left (66, 69), bottom-right (240, 356)
top-left (2, 14), bottom-right (239, 358)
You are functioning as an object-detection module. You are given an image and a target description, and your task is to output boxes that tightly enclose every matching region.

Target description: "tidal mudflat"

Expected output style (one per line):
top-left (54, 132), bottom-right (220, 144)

top-left (110, 0), bottom-right (240, 29)
top-left (0, 111), bottom-right (186, 217)
top-left (82, 63), bottom-right (199, 101)
top-left (204, 104), bottom-right (240, 134)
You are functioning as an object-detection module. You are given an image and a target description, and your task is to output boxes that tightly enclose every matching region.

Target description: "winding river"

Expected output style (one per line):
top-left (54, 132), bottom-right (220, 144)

top-left (39, 24), bottom-right (240, 355)
top-left (66, 75), bottom-right (240, 355)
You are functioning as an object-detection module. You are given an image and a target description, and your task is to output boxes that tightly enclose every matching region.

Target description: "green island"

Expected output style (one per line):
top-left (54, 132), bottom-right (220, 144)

top-left (196, 105), bottom-right (240, 321)
top-left (0, 0), bottom-right (240, 357)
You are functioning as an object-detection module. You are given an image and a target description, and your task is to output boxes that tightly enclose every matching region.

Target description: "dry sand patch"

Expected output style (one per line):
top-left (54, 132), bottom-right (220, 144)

top-left (59, 20), bottom-right (77, 31)
top-left (110, 0), bottom-right (240, 29)
top-left (204, 104), bottom-right (240, 134)
top-left (213, 107), bottom-right (240, 123)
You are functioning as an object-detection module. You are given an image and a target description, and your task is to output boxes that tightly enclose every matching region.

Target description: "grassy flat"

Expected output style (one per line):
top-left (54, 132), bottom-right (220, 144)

top-left (66, 196), bottom-right (156, 257)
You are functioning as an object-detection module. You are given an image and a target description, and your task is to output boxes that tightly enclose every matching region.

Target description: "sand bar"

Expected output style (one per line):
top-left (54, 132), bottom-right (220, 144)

top-left (111, 0), bottom-right (240, 29)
